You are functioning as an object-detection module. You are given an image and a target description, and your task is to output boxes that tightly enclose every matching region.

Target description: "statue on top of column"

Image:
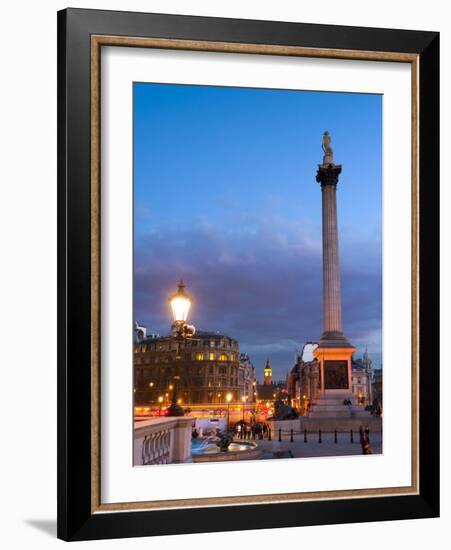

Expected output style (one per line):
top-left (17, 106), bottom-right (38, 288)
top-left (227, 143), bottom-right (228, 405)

top-left (322, 131), bottom-right (333, 158)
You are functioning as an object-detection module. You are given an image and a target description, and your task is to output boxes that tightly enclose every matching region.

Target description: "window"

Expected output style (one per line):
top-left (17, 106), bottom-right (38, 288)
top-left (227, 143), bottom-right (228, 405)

top-left (209, 352), bottom-right (215, 361)
top-left (195, 352), bottom-right (204, 361)
top-left (210, 340), bottom-right (215, 348)
top-left (219, 353), bottom-right (227, 362)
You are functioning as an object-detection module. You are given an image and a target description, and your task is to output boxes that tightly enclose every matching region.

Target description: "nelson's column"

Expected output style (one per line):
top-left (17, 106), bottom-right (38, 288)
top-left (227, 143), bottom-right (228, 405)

top-left (312, 132), bottom-right (356, 409)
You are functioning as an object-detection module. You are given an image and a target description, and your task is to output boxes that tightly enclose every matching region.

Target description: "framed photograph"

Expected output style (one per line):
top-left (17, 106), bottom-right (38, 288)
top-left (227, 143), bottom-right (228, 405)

top-left (57, 8), bottom-right (439, 541)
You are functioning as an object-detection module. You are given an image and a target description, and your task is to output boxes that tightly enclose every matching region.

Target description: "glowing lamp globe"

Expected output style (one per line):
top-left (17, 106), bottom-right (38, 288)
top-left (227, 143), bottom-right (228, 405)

top-left (168, 280), bottom-right (192, 323)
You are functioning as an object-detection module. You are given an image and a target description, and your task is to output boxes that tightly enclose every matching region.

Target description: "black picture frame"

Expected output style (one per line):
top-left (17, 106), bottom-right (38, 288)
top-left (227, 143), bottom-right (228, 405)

top-left (57, 8), bottom-right (439, 541)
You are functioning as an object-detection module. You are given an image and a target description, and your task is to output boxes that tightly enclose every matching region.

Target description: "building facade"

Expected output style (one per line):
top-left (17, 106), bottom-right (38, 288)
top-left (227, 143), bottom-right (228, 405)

top-left (372, 369), bottom-right (383, 408)
top-left (134, 329), bottom-right (256, 406)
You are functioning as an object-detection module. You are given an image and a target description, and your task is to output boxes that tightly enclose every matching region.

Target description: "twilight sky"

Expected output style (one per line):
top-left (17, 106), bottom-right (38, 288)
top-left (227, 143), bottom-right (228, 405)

top-left (133, 83), bottom-right (382, 380)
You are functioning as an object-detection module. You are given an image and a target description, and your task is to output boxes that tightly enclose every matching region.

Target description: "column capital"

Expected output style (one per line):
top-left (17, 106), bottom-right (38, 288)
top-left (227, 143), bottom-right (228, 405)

top-left (316, 163), bottom-right (342, 188)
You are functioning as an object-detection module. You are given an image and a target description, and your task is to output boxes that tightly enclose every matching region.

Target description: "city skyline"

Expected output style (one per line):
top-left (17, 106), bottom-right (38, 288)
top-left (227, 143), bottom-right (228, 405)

top-left (134, 83), bottom-right (382, 378)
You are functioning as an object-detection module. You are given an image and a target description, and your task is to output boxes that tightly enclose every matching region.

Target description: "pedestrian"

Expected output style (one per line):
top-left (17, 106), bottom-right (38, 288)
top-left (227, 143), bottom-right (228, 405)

top-left (359, 426), bottom-right (364, 444)
top-left (361, 431), bottom-right (373, 455)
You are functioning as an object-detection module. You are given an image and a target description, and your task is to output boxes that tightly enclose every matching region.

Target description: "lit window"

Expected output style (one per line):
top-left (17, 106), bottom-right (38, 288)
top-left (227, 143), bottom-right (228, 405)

top-left (195, 353), bottom-right (204, 361)
top-left (219, 353), bottom-right (227, 362)
top-left (209, 352), bottom-right (215, 361)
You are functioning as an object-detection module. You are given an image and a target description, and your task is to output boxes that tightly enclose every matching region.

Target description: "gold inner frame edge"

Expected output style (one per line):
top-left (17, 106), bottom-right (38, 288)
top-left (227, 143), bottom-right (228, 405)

top-left (90, 35), bottom-right (420, 514)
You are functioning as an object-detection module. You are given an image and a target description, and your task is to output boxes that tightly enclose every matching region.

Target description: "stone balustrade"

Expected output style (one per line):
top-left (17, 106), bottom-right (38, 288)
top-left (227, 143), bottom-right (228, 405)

top-left (134, 417), bottom-right (194, 466)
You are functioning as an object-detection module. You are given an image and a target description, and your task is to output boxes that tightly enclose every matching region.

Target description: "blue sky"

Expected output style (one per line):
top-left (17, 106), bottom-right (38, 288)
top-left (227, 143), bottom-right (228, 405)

top-left (134, 83), bottom-right (382, 380)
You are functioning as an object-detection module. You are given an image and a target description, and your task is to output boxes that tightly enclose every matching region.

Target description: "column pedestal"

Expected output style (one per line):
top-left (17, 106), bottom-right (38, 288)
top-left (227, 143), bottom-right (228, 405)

top-left (313, 345), bottom-right (355, 404)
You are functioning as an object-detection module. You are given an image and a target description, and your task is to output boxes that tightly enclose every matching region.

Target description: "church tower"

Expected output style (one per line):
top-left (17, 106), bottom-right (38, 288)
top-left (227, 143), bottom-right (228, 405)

top-left (263, 358), bottom-right (273, 385)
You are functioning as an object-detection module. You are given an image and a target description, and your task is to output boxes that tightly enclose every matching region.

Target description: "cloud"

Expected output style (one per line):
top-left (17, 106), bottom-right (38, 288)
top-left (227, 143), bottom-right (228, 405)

top-left (134, 211), bottom-right (382, 376)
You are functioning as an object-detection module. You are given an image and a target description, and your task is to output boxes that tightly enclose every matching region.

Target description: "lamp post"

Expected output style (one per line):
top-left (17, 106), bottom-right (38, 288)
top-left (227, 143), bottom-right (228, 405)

top-left (241, 395), bottom-right (248, 439)
top-left (226, 392), bottom-right (233, 431)
top-left (158, 396), bottom-right (163, 416)
top-left (241, 395), bottom-right (248, 422)
top-left (166, 280), bottom-right (196, 417)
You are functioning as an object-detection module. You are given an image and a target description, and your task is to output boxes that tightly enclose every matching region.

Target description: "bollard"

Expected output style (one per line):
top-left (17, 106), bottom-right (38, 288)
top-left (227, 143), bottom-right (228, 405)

top-left (290, 428), bottom-right (294, 442)
top-left (304, 429), bottom-right (307, 443)
top-left (268, 428), bottom-right (272, 441)
top-left (278, 428), bottom-right (282, 442)
top-left (350, 429), bottom-right (354, 443)
top-left (318, 429), bottom-right (322, 443)
top-left (334, 429), bottom-right (338, 444)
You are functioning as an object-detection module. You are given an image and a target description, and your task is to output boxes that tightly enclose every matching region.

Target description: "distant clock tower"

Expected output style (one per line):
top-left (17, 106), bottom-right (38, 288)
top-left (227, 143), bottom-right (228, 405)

top-left (263, 358), bottom-right (273, 385)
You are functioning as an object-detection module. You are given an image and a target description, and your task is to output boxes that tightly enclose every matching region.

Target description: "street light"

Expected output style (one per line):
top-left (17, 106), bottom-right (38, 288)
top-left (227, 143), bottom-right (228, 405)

top-left (226, 392), bottom-right (233, 431)
top-left (241, 395), bottom-right (248, 438)
top-left (158, 396), bottom-right (163, 416)
top-left (241, 395), bottom-right (248, 422)
top-left (166, 280), bottom-right (196, 417)
top-left (169, 280), bottom-right (191, 324)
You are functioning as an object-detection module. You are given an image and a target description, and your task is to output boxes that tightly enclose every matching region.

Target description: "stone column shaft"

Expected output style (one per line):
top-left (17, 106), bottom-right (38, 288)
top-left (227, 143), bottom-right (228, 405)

top-left (321, 184), bottom-right (342, 333)
top-left (316, 161), bottom-right (347, 344)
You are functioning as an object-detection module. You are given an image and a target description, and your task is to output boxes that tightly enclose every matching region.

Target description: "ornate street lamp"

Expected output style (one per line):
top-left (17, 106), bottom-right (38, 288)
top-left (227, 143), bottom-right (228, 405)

top-left (168, 280), bottom-right (195, 341)
top-left (166, 280), bottom-right (196, 417)
top-left (226, 392), bottom-right (233, 431)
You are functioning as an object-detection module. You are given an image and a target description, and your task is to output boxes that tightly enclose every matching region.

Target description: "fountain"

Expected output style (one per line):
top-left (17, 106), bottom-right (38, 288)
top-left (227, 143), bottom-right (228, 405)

top-left (191, 431), bottom-right (261, 462)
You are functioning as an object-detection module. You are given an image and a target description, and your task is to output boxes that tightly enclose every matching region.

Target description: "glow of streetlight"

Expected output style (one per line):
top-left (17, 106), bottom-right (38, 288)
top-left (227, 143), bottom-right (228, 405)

top-left (158, 396), bottom-right (163, 403)
top-left (168, 280), bottom-right (192, 323)
top-left (226, 393), bottom-right (233, 403)
top-left (149, 382), bottom-right (154, 388)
